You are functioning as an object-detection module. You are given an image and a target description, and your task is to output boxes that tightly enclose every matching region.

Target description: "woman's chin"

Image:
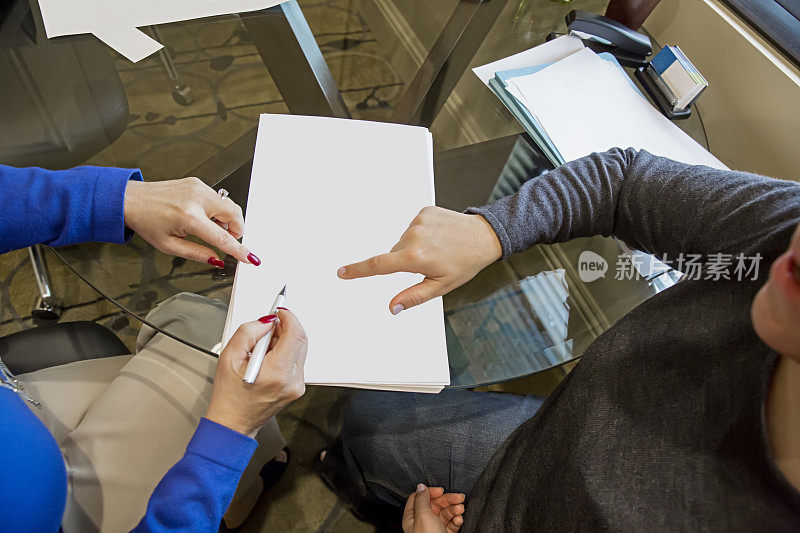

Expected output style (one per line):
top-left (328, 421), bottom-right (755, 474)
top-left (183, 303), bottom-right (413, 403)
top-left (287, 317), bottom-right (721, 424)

top-left (752, 281), bottom-right (800, 359)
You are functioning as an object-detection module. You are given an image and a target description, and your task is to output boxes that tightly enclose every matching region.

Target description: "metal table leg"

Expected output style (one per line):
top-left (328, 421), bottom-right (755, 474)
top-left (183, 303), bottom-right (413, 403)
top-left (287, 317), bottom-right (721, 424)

top-left (391, 0), bottom-right (508, 127)
top-left (28, 244), bottom-right (62, 320)
top-left (240, 0), bottom-right (350, 118)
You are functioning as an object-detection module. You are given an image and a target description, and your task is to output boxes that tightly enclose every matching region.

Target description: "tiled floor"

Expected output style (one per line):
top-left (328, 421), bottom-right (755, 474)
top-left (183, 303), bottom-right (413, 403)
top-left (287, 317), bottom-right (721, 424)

top-left (0, 0), bottom-right (608, 530)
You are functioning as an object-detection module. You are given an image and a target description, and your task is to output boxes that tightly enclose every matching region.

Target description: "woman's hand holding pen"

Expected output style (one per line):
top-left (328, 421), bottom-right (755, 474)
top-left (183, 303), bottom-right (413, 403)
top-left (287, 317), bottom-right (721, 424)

top-left (205, 309), bottom-right (308, 438)
top-left (123, 177), bottom-right (261, 267)
top-left (337, 207), bottom-right (502, 314)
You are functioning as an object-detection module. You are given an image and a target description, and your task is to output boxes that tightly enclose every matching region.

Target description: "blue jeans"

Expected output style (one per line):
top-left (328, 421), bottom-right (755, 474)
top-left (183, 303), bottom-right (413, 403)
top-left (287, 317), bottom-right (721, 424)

top-left (322, 389), bottom-right (543, 520)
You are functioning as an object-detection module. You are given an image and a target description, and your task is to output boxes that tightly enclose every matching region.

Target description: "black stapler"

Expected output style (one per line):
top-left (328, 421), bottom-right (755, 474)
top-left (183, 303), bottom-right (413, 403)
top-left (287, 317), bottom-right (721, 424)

top-left (555, 10), bottom-right (653, 68)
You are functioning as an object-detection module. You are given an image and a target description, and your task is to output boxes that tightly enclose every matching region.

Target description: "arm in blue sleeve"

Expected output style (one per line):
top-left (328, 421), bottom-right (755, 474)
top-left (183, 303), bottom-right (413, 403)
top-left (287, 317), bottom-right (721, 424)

top-left (132, 418), bottom-right (258, 532)
top-left (0, 164), bottom-right (143, 253)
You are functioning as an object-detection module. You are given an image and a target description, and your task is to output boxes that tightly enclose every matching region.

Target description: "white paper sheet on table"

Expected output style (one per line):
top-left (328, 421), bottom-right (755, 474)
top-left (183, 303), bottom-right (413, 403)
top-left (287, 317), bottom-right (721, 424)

top-left (507, 48), bottom-right (727, 169)
top-left (36, 0), bottom-right (287, 62)
top-left (472, 34), bottom-right (585, 86)
top-left (221, 114), bottom-right (449, 393)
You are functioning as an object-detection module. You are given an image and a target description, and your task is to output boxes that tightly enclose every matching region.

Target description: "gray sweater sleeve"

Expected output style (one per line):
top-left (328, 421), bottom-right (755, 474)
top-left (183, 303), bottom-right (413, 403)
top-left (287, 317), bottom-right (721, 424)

top-left (467, 148), bottom-right (800, 267)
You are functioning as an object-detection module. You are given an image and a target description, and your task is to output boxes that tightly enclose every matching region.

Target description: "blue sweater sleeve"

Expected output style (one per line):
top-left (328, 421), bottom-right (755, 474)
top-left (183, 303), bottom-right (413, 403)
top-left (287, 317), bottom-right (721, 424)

top-left (132, 418), bottom-right (258, 532)
top-left (0, 164), bottom-right (143, 253)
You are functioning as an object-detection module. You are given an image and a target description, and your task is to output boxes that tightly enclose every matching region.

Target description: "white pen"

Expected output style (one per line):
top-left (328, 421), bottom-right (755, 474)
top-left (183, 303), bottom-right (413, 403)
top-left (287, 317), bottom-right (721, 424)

top-left (243, 285), bottom-right (287, 384)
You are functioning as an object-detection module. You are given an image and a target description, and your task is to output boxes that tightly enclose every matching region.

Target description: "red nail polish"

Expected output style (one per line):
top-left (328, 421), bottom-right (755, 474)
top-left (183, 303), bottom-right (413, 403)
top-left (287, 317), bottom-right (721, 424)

top-left (258, 314), bottom-right (278, 324)
top-left (207, 257), bottom-right (225, 268)
top-left (276, 307), bottom-right (289, 312)
top-left (247, 253), bottom-right (261, 266)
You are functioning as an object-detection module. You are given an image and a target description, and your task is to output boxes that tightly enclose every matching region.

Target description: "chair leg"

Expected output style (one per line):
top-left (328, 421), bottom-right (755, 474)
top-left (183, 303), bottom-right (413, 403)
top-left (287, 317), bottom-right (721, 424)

top-left (146, 25), bottom-right (195, 106)
top-left (28, 245), bottom-right (62, 320)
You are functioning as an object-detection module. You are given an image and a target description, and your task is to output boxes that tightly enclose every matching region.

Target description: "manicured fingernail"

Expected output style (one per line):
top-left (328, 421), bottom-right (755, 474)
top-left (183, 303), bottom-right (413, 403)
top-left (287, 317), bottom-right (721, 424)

top-left (337, 267), bottom-right (346, 278)
top-left (258, 314), bottom-right (278, 324)
top-left (276, 307), bottom-right (289, 312)
top-left (416, 483), bottom-right (426, 493)
top-left (247, 252), bottom-right (261, 266)
top-left (391, 304), bottom-right (405, 315)
top-left (207, 257), bottom-right (225, 268)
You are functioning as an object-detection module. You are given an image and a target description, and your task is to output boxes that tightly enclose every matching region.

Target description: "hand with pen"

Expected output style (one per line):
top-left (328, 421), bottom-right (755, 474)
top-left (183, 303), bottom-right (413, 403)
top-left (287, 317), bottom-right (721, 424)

top-left (123, 177), bottom-right (261, 268)
top-left (205, 308), bottom-right (308, 438)
top-left (337, 206), bottom-right (502, 314)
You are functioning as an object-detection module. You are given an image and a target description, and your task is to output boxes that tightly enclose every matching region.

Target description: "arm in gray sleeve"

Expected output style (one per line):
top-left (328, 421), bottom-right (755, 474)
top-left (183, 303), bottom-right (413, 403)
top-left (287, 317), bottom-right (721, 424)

top-left (467, 148), bottom-right (800, 266)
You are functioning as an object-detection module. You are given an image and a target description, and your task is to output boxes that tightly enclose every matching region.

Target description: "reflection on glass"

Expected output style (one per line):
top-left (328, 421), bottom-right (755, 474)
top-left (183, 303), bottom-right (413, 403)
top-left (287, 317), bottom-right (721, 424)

top-left (446, 269), bottom-right (576, 387)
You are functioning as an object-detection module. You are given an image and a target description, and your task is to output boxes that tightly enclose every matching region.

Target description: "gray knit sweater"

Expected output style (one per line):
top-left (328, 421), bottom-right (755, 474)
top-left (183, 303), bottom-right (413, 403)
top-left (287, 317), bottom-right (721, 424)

top-left (464, 148), bottom-right (800, 531)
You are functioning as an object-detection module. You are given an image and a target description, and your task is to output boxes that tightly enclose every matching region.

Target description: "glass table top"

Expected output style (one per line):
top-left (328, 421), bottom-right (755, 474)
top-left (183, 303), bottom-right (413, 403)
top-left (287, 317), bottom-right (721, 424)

top-left (2, 0), bottom-right (709, 388)
top-left (50, 129), bottom-right (694, 388)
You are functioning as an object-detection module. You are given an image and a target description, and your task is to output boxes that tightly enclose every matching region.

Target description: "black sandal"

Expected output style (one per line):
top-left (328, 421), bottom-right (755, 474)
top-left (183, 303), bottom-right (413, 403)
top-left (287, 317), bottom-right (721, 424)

top-left (259, 446), bottom-right (291, 491)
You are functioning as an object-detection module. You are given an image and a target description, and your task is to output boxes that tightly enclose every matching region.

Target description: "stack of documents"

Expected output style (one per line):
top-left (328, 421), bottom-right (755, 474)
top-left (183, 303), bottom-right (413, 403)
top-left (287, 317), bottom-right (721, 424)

top-left (473, 34), bottom-right (724, 170)
top-left (474, 36), bottom-right (727, 280)
top-left (648, 45), bottom-right (708, 111)
top-left (221, 114), bottom-right (450, 393)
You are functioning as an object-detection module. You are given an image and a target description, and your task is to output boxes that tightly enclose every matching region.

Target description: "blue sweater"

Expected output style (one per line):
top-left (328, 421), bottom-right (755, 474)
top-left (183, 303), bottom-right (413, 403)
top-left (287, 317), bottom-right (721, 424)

top-left (0, 164), bottom-right (258, 532)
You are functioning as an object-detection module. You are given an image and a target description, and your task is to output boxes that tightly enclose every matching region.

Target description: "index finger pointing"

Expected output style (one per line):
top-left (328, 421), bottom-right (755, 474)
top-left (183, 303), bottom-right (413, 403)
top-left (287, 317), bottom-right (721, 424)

top-left (193, 217), bottom-right (251, 264)
top-left (337, 251), bottom-right (408, 279)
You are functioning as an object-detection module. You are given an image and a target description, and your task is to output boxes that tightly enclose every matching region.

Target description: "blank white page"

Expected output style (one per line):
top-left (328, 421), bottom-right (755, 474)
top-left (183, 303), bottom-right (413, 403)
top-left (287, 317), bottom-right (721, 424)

top-left (38, 0), bottom-right (285, 37)
top-left (510, 48), bottom-right (727, 169)
top-left (36, 0), bottom-right (285, 61)
top-left (472, 34), bottom-right (585, 85)
top-left (223, 115), bottom-right (449, 389)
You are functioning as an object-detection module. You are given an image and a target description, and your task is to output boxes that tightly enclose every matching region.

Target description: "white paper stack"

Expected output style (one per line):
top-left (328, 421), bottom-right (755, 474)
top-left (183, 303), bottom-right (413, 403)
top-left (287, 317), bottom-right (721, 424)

top-left (221, 114), bottom-right (450, 393)
top-left (35, 0), bottom-right (287, 62)
top-left (506, 48), bottom-right (724, 169)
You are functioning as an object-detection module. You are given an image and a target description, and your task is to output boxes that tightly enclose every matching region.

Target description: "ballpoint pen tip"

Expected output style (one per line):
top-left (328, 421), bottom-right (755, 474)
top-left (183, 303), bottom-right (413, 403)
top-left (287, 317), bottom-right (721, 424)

top-left (279, 285), bottom-right (287, 296)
